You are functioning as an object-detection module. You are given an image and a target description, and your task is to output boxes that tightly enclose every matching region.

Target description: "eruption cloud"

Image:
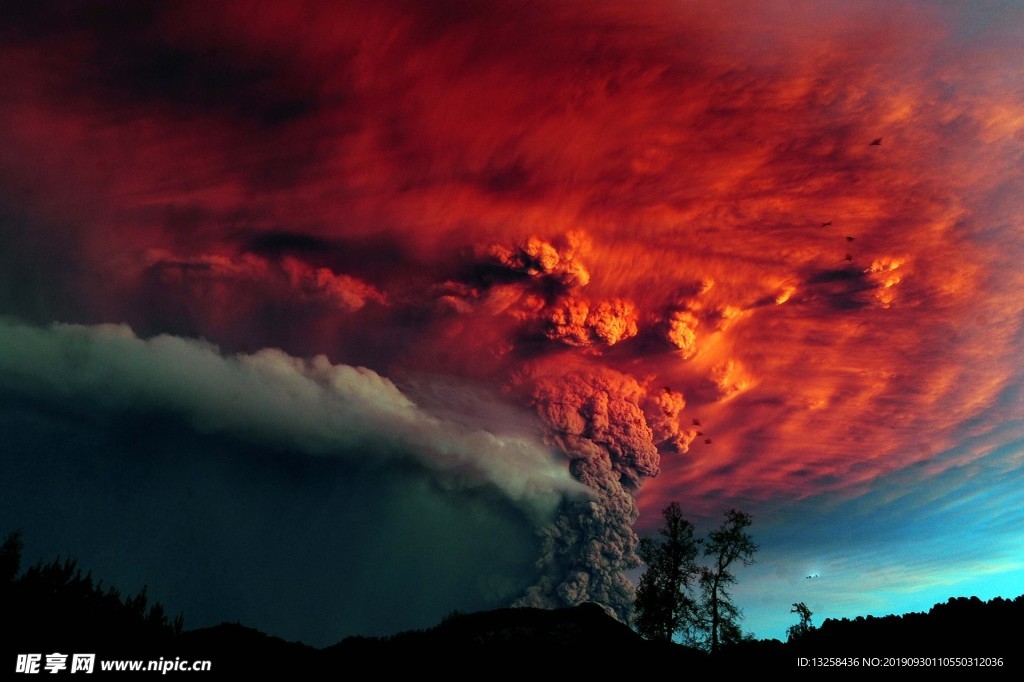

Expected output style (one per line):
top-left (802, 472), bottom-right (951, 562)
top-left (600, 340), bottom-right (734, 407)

top-left (516, 369), bottom-right (662, 619)
top-left (0, 318), bottom-right (584, 518)
top-left (1, 0), bottom-right (1023, 637)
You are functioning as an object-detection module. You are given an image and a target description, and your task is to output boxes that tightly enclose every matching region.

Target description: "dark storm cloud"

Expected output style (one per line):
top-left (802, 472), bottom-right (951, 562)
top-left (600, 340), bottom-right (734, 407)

top-left (1, 0), bottom-right (319, 128)
top-left (800, 266), bottom-right (878, 311)
top-left (795, 256), bottom-right (908, 312)
top-left (95, 42), bottom-right (316, 127)
top-left (0, 1), bottom-right (157, 43)
top-left (243, 231), bottom-right (338, 257)
top-left (240, 231), bottom-right (421, 283)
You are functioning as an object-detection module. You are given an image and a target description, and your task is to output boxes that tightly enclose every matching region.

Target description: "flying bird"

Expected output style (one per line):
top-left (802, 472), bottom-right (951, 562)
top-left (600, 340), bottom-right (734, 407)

top-left (692, 418), bottom-right (702, 426)
top-left (846, 236), bottom-right (855, 242)
top-left (820, 221), bottom-right (832, 228)
top-left (704, 438), bottom-right (712, 445)
top-left (870, 138), bottom-right (882, 146)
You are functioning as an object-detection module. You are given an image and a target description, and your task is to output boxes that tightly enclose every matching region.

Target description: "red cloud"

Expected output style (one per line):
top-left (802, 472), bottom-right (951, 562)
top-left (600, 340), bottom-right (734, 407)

top-left (2, 0), bottom-right (1022, 531)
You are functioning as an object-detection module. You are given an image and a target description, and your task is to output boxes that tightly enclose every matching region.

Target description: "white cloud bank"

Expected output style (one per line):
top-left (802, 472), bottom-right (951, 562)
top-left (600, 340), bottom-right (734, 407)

top-left (0, 318), bottom-right (587, 518)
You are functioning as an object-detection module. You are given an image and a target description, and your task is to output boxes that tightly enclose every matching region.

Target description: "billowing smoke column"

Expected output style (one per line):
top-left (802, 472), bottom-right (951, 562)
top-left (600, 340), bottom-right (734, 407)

top-left (446, 234), bottom-right (698, 620)
top-left (514, 369), bottom-right (662, 621)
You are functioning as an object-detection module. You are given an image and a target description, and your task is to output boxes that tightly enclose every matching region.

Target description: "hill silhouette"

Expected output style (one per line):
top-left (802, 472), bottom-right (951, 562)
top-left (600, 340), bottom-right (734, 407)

top-left (2, 532), bottom-right (1018, 674)
top-left (793, 595), bottom-right (1021, 654)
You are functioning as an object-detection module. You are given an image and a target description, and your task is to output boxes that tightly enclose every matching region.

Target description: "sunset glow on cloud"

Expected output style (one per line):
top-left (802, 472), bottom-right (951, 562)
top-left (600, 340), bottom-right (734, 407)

top-left (2, 0), bottom-right (1023, 643)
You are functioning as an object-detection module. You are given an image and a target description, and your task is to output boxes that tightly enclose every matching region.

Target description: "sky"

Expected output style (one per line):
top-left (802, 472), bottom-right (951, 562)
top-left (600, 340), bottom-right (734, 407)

top-left (1, 0), bottom-right (1023, 645)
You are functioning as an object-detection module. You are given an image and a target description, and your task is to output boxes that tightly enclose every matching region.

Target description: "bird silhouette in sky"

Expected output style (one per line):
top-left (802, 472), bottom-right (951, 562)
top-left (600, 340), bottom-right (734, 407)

top-left (846, 236), bottom-right (855, 242)
top-left (870, 138), bottom-right (882, 146)
top-left (693, 418), bottom-right (702, 426)
top-left (704, 438), bottom-right (712, 445)
top-left (820, 221), bottom-right (832, 228)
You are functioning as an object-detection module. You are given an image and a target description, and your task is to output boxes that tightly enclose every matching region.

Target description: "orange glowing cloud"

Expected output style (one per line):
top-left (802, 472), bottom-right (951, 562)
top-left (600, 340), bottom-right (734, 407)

top-left (1, 0), bottom-right (1022, 529)
top-left (146, 251), bottom-right (385, 312)
top-left (546, 297), bottom-right (639, 348)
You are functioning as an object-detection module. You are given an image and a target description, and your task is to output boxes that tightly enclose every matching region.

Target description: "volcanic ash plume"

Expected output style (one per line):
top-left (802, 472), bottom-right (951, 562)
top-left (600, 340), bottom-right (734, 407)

top-left (515, 369), bottom-right (662, 621)
top-left (644, 387), bottom-right (696, 454)
top-left (0, 319), bottom-right (583, 517)
top-left (480, 235), bottom-right (591, 289)
top-left (545, 297), bottom-right (639, 348)
top-left (664, 309), bottom-right (700, 357)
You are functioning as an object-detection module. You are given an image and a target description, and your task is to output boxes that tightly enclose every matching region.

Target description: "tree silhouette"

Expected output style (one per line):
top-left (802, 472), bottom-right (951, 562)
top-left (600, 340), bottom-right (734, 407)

top-left (787, 601), bottom-right (813, 642)
top-left (1, 529), bottom-right (23, 584)
top-left (634, 506), bottom-right (757, 651)
top-left (634, 502), bottom-right (700, 642)
top-left (2, 529), bottom-right (184, 648)
top-left (698, 508), bottom-right (757, 653)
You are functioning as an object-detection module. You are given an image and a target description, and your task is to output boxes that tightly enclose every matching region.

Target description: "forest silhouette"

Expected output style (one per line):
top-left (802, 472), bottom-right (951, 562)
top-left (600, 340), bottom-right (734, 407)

top-left (2, 530), bottom-right (1018, 674)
